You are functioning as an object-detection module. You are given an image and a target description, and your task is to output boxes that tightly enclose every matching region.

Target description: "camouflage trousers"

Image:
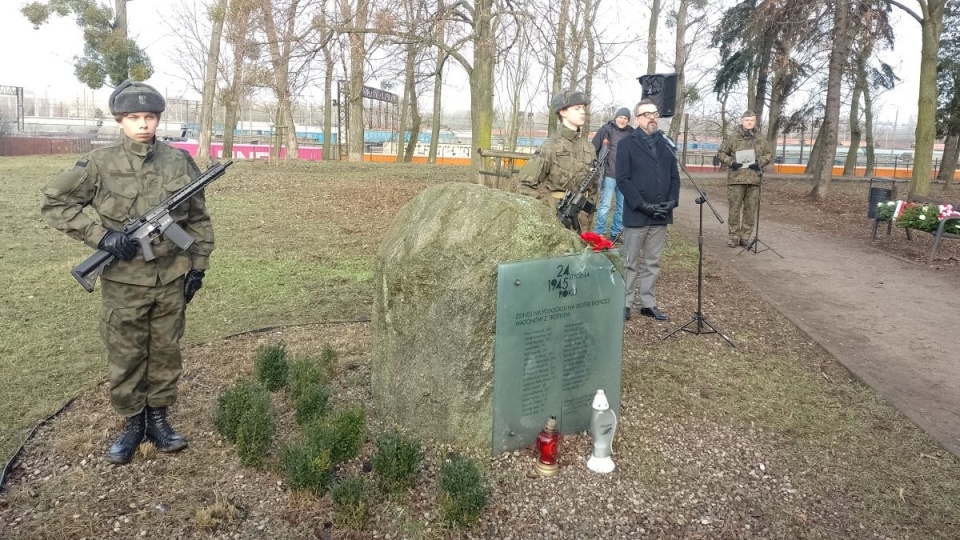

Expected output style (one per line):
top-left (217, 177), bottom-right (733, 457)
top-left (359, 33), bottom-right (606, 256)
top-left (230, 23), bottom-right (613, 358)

top-left (99, 277), bottom-right (186, 417)
top-left (727, 184), bottom-right (761, 241)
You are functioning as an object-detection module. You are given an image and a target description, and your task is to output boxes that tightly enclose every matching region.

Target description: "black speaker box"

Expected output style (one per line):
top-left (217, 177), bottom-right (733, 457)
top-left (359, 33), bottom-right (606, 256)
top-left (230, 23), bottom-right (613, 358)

top-left (637, 73), bottom-right (678, 118)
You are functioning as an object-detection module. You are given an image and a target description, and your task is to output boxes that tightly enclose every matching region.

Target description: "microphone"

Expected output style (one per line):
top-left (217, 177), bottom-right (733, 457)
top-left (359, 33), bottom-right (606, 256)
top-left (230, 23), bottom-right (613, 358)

top-left (656, 130), bottom-right (677, 149)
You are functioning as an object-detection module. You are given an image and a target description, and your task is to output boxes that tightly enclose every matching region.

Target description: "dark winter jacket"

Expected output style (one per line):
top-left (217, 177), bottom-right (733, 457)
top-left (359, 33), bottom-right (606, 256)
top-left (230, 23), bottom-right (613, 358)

top-left (591, 121), bottom-right (634, 178)
top-left (615, 129), bottom-right (681, 228)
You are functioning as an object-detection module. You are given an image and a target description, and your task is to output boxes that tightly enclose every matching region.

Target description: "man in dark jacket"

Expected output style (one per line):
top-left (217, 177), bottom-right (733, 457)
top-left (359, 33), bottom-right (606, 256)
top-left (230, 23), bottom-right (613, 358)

top-left (591, 107), bottom-right (634, 241)
top-left (615, 99), bottom-right (681, 322)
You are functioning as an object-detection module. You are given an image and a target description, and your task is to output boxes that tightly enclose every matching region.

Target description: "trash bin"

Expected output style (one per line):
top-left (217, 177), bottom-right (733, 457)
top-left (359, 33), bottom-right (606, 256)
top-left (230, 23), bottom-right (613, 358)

top-left (868, 187), bottom-right (892, 218)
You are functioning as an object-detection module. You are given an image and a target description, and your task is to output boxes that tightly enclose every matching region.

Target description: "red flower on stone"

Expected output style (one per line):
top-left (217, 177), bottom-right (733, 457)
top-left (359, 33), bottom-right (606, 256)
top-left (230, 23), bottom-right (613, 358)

top-left (580, 232), bottom-right (614, 251)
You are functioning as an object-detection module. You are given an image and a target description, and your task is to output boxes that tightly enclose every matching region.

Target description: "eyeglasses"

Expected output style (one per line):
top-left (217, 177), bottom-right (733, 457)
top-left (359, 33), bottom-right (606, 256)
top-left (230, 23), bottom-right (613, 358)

top-left (636, 111), bottom-right (659, 119)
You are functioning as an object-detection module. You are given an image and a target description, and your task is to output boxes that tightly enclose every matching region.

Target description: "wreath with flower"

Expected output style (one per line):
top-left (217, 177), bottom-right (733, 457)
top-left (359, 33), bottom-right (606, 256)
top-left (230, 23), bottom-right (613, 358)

top-left (580, 232), bottom-right (615, 251)
top-left (875, 200), bottom-right (960, 235)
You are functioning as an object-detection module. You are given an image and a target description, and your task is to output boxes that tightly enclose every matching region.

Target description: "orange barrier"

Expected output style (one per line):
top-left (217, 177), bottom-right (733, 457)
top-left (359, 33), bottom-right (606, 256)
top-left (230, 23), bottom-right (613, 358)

top-left (362, 154), bottom-right (473, 166)
top-left (355, 153), bottom-right (960, 180)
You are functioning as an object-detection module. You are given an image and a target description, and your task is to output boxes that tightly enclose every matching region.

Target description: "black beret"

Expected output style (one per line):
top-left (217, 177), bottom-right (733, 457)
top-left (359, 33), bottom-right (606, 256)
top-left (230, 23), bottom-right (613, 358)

top-left (109, 79), bottom-right (165, 115)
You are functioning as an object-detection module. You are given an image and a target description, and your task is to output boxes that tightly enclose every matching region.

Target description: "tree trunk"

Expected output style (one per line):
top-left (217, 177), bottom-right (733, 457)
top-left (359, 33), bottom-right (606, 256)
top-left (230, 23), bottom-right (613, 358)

top-left (582, 8), bottom-right (596, 133)
top-left (765, 72), bottom-right (785, 152)
top-left (198, 0), bottom-right (226, 160)
top-left (259, 0), bottom-right (299, 159)
top-left (647, 0), bottom-right (661, 75)
top-left (428, 5), bottom-right (446, 164)
top-left (428, 55), bottom-right (444, 163)
top-left (805, 120), bottom-right (827, 174)
top-left (397, 45), bottom-right (413, 163)
top-left (548, 0), bottom-right (571, 135)
top-left (343, 0), bottom-right (369, 163)
top-left (842, 83), bottom-right (863, 176)
top-left (222, 0), bottom-right (252, 159)
top-left (668, 0), bottom-right (688, 140)
top-left (938, 133), bottom-right (960, 182)
top-left (403, 98), bottom-right (420, 162)
top-left (322, 46), bottom-right (335, 160)
top-left (752, 36), bottom-right (772, 121)
top-left (809, 0), bottom-right (850, 200)
top-left (863, 82), bottom-right (876, 177)
top-left (910, 1), bottom-right (946, 198)
top-left (469, 0), bottom-right (495, 172)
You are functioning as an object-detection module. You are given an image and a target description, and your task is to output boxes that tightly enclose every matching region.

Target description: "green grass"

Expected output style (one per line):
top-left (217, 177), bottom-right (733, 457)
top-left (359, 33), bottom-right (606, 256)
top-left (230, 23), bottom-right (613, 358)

top-left (0, 156), bottom-right (465, 464)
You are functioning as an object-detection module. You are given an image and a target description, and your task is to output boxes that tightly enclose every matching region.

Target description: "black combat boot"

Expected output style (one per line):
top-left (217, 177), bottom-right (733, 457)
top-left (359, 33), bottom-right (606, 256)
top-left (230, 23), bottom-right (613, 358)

top-left (145, 406), bottom-right (188, 453)
top-left (106, 411), bottom-right (146, 465)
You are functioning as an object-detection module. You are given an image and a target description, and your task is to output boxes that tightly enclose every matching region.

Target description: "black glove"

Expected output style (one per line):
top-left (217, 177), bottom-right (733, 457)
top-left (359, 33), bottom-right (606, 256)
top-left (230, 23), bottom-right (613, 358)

top-left (640, 203), bottom-right (660, 217)
top-left (662, 200), bottom-right (678, 210)
top-left (748, 162), bottom-right (761, 171)
top-left (730, 162), bottom-right (743, 170)
top-left (183, 270), bottom-right (205, 304)
top-left (98, 230), bottom-right (137, 260)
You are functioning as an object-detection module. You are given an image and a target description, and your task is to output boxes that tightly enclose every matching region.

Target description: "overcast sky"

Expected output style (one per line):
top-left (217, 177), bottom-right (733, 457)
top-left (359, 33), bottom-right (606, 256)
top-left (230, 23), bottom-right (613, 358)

top-left (0, 1), bottom-right (924, 124)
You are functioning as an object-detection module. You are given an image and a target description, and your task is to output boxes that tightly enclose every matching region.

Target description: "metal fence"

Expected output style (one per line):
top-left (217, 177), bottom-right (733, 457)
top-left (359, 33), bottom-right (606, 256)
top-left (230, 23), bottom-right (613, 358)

top-left (0, 136), bottom-right (92, 156)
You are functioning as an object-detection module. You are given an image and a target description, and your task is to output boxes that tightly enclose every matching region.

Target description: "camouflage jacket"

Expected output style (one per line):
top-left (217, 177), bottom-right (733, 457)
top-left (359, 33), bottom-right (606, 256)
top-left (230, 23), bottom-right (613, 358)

top-left (717, 127), bottom-right (773, 185)
top-left (40, 136), bottom-right (214, 286)
top-left (517, 124), bottom-right (597, 203)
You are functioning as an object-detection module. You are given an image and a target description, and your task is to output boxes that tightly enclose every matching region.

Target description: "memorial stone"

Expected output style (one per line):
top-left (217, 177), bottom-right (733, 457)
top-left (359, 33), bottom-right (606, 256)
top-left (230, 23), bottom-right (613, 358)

top-left (492, 252), bottom-right (624, 454)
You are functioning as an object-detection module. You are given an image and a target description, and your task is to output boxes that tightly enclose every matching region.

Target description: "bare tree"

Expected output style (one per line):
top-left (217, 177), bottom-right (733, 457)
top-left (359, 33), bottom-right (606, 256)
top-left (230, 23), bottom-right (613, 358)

top-left (809, 0), bottom-right (853, 200)
top-left (220, 0), bottom-right (258, 158)
top-left (887, 0), bottom-right (948, 197)
top-left (648, 0), bottom-right (662, 74)
top-left (198, 0), bottom-right (228, 159)
top-left (258, 0), bottom-right (311, 159)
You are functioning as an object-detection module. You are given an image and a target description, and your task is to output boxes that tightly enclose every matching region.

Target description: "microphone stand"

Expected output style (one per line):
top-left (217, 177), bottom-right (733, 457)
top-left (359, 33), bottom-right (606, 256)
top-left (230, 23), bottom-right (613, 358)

top-left (659, 132), bottom-right (735, 348)
top-left (738, 169), bottom-right (783, 258)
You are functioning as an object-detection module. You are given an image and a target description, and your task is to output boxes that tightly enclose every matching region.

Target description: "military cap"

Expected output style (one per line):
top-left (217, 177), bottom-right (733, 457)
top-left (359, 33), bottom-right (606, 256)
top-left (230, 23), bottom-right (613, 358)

top-left (551, 90), bottom-right (589, 114)
top-left (109, 79), bottom-right (165, 115)
top-left (741, 110), bottom-right (757, 118)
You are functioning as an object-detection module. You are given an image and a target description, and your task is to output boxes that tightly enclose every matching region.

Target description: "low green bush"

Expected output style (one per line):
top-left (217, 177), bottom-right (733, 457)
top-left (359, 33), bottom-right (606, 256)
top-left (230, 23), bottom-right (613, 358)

top-left (318, 343), bottom-right (338, 379)
top-left (371, 431), bottom-right (421, 492)
top-left (304, 407), bottom-right (366, 465)
top-left (213, 380), bottom-right (260, 442)
top-left (438, 456), bottom-right (488, 528)
top-left (281, 443), bottom-right (333, 495)
top-left (255, 343), bottom-right (289, 392)
top-left (331, 475), bottom-right (369, 530)
top-left (294, 382), bottom-right (330, 426)
top-left (288, 358), bottom-right (326, 402)
top-left (234, 388), bottom-right (275, 468)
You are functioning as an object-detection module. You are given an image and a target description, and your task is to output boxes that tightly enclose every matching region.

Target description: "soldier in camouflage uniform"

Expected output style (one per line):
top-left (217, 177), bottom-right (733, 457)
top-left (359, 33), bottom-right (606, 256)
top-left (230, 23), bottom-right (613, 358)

top-left (517, 90), bottom-right (598, 224)
top-left (40, 80), bottom-right (214, 465)
top-left (716, 110), bottom-right (773, 247)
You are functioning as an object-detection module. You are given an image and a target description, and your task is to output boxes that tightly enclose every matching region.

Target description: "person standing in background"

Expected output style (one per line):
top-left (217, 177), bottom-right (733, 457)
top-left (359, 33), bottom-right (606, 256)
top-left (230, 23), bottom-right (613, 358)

top-left (716, 110), bottom-right (773, 247)
top-left (591, 107), bottom-right (634, 242)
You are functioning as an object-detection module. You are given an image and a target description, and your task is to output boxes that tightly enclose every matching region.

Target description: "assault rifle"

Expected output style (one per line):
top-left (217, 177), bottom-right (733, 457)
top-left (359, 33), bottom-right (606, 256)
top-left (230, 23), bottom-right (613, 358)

top-left (71, 160), bottom-right (233, 293)
top-left (556, 145), bottom-right (609, 233)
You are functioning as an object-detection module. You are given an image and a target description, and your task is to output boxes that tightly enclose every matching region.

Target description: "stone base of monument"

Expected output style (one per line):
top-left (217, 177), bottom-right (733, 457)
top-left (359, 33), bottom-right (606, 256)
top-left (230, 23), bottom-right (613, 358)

top-left (371, 182), bottom-right (624, 455)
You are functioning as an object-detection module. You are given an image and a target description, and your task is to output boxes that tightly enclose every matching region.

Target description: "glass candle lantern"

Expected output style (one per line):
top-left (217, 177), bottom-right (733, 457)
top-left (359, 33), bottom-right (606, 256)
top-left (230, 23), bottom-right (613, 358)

top-left (534, 416), bottom-right (562, 476)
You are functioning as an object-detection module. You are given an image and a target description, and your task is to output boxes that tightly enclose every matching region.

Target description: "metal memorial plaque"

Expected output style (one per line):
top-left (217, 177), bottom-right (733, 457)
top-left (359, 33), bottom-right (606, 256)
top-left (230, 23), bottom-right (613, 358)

top-left (492, 251), bottom-right (625, 455)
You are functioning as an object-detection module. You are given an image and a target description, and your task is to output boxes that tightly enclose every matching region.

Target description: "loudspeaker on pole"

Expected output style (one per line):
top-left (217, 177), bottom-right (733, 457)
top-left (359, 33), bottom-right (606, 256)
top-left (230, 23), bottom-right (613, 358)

top-left (637, 73), bottom-right (678, 118)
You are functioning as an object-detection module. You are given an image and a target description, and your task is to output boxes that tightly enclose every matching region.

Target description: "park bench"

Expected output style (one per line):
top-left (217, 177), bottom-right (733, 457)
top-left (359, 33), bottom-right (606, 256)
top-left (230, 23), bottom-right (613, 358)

top-left (477, 147), bottom-right (532, 189)
top-left (870, 182), bottom-right (960, 263)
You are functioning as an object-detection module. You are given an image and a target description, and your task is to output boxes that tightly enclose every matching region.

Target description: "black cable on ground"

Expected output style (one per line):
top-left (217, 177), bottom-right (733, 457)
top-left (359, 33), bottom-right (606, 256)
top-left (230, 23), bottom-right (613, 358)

top-left (0, 397), bottom-right (76, 493)
top-left (0, 317), bottom-right (371, 493)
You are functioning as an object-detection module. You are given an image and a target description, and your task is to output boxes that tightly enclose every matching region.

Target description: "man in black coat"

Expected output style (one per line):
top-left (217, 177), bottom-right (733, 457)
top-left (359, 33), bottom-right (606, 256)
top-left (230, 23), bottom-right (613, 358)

top-left (615, 99), bottom-right (681, 322)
